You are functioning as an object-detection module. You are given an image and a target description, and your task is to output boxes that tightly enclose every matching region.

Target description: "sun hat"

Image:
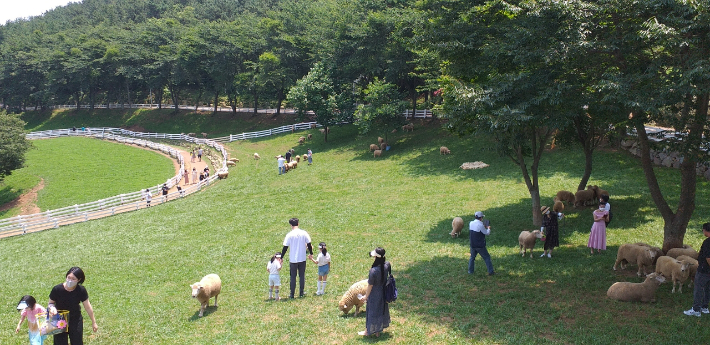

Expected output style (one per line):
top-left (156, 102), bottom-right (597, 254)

top-left (474, 211), bottom-right (485, 218)
top-left (540, 206), bottom-right (550, 214)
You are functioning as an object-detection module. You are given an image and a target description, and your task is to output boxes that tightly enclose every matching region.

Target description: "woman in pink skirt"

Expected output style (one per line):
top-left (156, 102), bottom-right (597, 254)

top-left (588, 201), bottom-right (610, 254)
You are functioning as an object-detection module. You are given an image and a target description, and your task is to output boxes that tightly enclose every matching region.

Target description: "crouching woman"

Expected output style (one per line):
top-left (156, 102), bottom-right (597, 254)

top-left (358, 247), bottom-right (391, 337)
top-left (48, 267), bottom-right (98, 345)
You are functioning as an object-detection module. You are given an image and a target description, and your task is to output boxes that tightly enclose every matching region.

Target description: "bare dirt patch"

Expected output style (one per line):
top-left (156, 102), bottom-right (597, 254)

top-left (0, 179), bottom-right (45, 215)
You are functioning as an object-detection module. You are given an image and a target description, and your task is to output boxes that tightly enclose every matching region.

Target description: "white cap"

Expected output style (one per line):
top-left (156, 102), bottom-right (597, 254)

top-left (16, 301), bottom-right (27, 310)
top-left (474, 211), bottom-right (485, 218)
top-left (369, 249), bottom-right (382, 257)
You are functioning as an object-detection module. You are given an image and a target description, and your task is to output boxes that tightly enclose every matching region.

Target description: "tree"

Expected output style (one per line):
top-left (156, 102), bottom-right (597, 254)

top-left (287, 62), bottom-right (344, 142)
top-left (354, 78), bottom-right (408, 144)
top-left (0, 111), bottom-right (32, 181)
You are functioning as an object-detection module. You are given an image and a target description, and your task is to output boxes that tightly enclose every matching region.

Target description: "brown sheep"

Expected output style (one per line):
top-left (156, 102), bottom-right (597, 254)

top-left (614, 243), bottom-right (657, 277)
top-left (369, 144), bottom-right (379, 152)
top-left (295, 155), bottom-right (301, 163)
top-left (655, 256), bottom-right (691, 293)
top-left (440, 146), bottom-right (451, 155)
top-left (380, 142), bottom-right (387, 150)
top-left (666, 245), bottom-right (698, 260)
top-left (450, 217), bottom-right (464, 238)
top-left (307, 134), bottom-right (312, 140)
top-left (553, 200), bottom-right (564, 213)
top-left (310, 123), bottom-right (317, 129)
top-left (606, 272), bottom-right (666, 302)
top-left (201, 132), bottom-right (208, 138)
top-left (298, 137), bottom-right (305, 144)
top-left (574, 185), bottom-right (597, 207)
top-left (378, 137), bottom-right (385, 144)
top-left (555, 190), bottom-right (576, 204)
top-left (373, 150), bottom-right (382, 158)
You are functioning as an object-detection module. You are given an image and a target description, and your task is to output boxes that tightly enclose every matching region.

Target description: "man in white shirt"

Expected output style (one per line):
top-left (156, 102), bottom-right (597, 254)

top-left (277, 155), bottom-right (286, 175)
top-left (281, 218), bottom-right (313, 298)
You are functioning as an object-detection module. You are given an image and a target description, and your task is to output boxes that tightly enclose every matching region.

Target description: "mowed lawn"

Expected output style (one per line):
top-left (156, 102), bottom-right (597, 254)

top-left (1, 122), bottom-right (710, 344)
top-left (0, 137), bottom-right (175, 219)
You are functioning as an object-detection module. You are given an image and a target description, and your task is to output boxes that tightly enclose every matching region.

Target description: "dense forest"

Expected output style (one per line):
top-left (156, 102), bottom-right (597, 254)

top-left (2, 0), bottom-right (710, 248)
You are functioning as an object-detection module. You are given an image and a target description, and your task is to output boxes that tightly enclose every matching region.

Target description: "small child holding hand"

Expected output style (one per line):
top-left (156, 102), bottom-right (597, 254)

top-left (15, 295), bottom-right (47, 345)
top-left (310, 242), bottom-right (332, 295)
top-left (267, 253), bottom-right (283, 300)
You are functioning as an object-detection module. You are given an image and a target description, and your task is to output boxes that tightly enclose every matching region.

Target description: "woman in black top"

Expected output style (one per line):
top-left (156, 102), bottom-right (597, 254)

top-left (540, 206), bottom-right (563, 258)
top-left (48, 267), bottom-right (98, 345)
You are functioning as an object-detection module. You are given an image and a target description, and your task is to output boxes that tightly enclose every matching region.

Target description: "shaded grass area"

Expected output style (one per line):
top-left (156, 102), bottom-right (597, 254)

top-left (1, 121), bottom-right (709, 344)
top-left (0, 137), bottom-right (175, 218)
top-left (21, 108), bottom-right (300, 138)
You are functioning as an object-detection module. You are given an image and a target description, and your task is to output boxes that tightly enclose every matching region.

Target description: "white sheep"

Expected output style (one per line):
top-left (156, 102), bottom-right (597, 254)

top-left (632, 242), bottom-right (664, 264)
top-left (440, 146), bottom-right (451, 155)
top-left (450, 217), bottom-right (464, 238)
top-left (254, 153), bottom-right (260, 160)
top-left (607, 272), bottom-right (666, 302)
top-left (295, 155), bottom-right (301, 163)
top-left (226, 161), bottom-right (236, 167)
top-left (217, 171), bottom-right (229, 179)
top-left (339, 279), bottom-right (368, 316)
top-left (518, 230), bottom-right (545, 258)
top-left (613, 243), bottom-right (657, 277)
top-left (666, 245), bottom-right (698, 260)
top-left (190, 274), bottom-right (222, 317)
top-left (373, 150), bottom-right (382, 158)
top-left (369, 144), bottom-right (379, 152)
top-left (655, 256), bottom-right (691, 293)
top-left (228, 158), bottom-right (239, 163)
top-left (676, 255), bottom-right (698, 288)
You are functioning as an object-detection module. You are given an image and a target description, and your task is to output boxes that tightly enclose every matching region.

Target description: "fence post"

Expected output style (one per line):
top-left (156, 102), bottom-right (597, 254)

top-left (74, 204), bottom-right (79, 214)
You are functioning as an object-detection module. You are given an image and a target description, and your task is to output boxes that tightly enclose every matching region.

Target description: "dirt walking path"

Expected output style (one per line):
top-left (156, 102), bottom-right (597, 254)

top-left (0, 179), bottom-right (45, 216)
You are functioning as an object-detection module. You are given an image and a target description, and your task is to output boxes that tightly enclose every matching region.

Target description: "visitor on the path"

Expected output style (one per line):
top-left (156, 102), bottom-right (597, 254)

top-left (277, 155), bottom-right (286, 175)
top-left (191, 150), bottom-right (196, 163)
top-left (198, 147), bottom-right (203, 162)
top-left (48, 267), bottom-right (98, 345)
top-left (469, 211), bottom-right (495, 276)
top-left (267, 253), bottom-right (283, 301)
top-left (684, 222), bottom-right (710, 317)
top-left (15, 295), bottom-right (47, 345)
top-left (177, 186), bottom-right (184, 197)
top-left (199, 173), bottom-right (204, 182)
top-left (588, 202), bottom-right (609, 254)
top-left (358, 247), bottom-right (391, 337)
top-left (184, 169), bottom-right (189, 185)
top-left (540, 205), bottom-right (563, 258)
top-left (281, 218), bottom-right (313, 298)
top-left (161, 184), bottom-right (169, 202)
top-left (144, 189), bottom-right (151, 207)
top-left (203, 167), bottom-right (209, 178)
top-left (192, 168), bottom-right (197, 184)
top-left (307, 149), bottom-right (313, 165)
top-left (309, 242), bottom-right (331, 295)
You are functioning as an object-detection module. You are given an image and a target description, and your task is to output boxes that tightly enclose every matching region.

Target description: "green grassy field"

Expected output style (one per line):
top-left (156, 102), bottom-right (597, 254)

top-left (0, 137), bottom-right (175, 219)
top-left (1, 120), bottom-right (709, 344)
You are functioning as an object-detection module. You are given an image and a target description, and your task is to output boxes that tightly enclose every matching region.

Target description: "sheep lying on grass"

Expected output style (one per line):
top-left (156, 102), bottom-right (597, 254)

top-left (339, 279), bottom-right (368, 317)
top-left (518, 230), bottom-right (545, 258)
top-left (450, 217), bottom-right (464, 238)
top-left (676, 255), bottom-right (698, 288)
top-left (555, 190), bottom-right (575, 204)
top-left (607, 272), bottom-right (666, 302)
top-left (632, 242), bottom-right (664, 264)
top-left (191, 274), bottom-right (222, 317)
top-left (440, 146), bottom-right (451, 155)
top-left (369, 144), bottom-right (379, 152)
top-left (373, 150), bottom-right (382, 158)
top-left (614, 243), bottom-right (657, 277)
top-left (655, 256), bottom-right (691, 293)
top-left (254, 153), bottom-right (260, 160)
top-left (666, 245), bottom-right (698, 260)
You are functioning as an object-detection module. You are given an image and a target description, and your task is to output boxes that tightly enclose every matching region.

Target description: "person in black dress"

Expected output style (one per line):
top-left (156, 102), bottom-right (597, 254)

top-left (540, 206), bottom-right (563, 258)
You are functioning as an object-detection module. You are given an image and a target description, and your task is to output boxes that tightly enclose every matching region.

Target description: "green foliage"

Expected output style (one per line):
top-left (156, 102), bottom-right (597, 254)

top-left (354, 78), bottom-right (408, 142)
top-left (0, 111), bottom-right (32, 181)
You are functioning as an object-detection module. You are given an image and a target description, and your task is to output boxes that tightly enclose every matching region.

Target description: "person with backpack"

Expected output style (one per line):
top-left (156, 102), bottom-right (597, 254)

top-left (358, 247), bottom-right (391, 337)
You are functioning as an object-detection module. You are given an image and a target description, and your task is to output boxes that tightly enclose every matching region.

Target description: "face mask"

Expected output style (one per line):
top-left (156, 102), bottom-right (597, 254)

top-left (545, 210), bottom-right (550, 215)
top-left (599, 207), bottom-right (605, 211)
top-left (65, 279), bottom-right (78, 288)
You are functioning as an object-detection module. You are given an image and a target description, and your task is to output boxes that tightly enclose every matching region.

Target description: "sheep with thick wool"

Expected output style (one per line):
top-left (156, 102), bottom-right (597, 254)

top-left (666, 244), bottom-right (698, 260)
top-left (606, 272), bottom-right (666, 302)
top-left (518, 230), bottom-right (545, 258)
top-left (613, 243), bottom-right (657, 277)
top-left (632, 242), bottom-right (664, 264)
top-left (228, 158), bottom-right (239, 163)
top-left (339, 279), bottom-right (368, 316)
top-left (440, 146), bottom-right (451, 155)
top-left (676, 255), bottom-right (698, 288)
top-left (307, 133), bottom-right (312, 140)
top-left (655, 256), bottom-right (691, 293)
top-left (374, 150), bottom-right (382, 158)
top-left (574, 185), bottom-right (597, 207)
top-left (298, 137), bottom-right (305, 144)
top-left (254, 153), bottom-right (261, 160)
top-left (555, 190), bottom-right (575, 204)
top-left (369, 144), bottom-right (379, 152)
top-left (378, 137), bottom-right (385, 144)
top-left (553, 200), bottom-right (564, 213)
top-left (450, 217), bottom-right (464, 238)
top-left (190, 274), bottom-right (222, 317)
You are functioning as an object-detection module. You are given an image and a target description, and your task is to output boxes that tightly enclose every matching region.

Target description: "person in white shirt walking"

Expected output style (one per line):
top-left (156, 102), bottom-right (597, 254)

top-left (281, 218), bottom-right (313, 298)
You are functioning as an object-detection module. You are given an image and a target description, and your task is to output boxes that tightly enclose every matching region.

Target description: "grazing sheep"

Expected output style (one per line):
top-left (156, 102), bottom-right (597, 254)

top-left (190, 274), bottom-right (222, 317)
top-left (380, 142), bottom-right (387, 150)
top-left (226, 161), bottom-right (236, 167)
top-left (450, 217), bottom-right (464, 238)
top-left (298, 137), bottom-right (305, 144)
top-left (319, 128), bottom-right (325, 134)
top-left (254, 153), bottom-right (260, 160)
top-left (228, 158), bottom-right (239, 163)
top-left (378, 137), bottom-right (385, 144)
top-left (666, 245), bottom-right (698, 260)
top-left (373, 150), bottom-right (382, 158)
top-left (310, 123), bottom-right (317, 129)
top-left (632, 243), bottom-right (664, 264)
top-left (574, 185), bottom-right (597, 207)
top-left (440, 146), bottom-right (451, 155)
top-left (295, 155), bottom-right (301, 163)
top-left (307, 134), bottom-right (312, 140)
top-left (553, 200), bottom-right (564, 213)
top-left (555, 190), bottom-right (576, 204)
top-left (614, 243), bottom-right (657, 277)
top-left (597, 186), bottom-right (610, 198)
top-left (518, 230), bottom-right (545, 258)
top-left (339, 279), bottom-right (368, 316)
top-left (217, 170), bottom-right (229, 179)
top-left (676, 255), bottom-right (698, 288)
top-left (201, 132), bottom-right (208, 138)
top-left (655, 256), bottom-right (691, 293)
top-left (291, 161), bottom-right (298, 169)
top-left (391, 129), bottom-right (397, 133)
top-left (402, 124), bottom-right (414, 132)
top-left (369, 144), bottom-right (379, 152)
top-left (606, 272), bottom-right (666, 302)
top-left (187, 133), bottom-right (196, 137)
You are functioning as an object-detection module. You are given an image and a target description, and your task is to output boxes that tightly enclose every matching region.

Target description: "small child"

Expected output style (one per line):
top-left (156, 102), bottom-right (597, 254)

top-left (15, 295), bottom-right (47, 345)
top-left (310, 242), bottom-right (332, 295)
top-left (267, 253), bottom-right (283, 300)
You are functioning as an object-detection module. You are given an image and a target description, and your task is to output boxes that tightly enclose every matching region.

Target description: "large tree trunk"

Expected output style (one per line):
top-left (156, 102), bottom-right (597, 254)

top-left (252, 91), bottom-right (259, 116)
top-left (577, 145), bottom-right (593, 191)
top-left (213, 92), bottom-right (219, 115)
top-left (156, 88), bottom-right (163, 110)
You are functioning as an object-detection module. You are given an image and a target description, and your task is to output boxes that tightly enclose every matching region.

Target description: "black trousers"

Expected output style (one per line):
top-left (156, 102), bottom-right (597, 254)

top-left (289, 261), bottom-right (306, 298)
top-left (53, 314), bottom-right (83, 345)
